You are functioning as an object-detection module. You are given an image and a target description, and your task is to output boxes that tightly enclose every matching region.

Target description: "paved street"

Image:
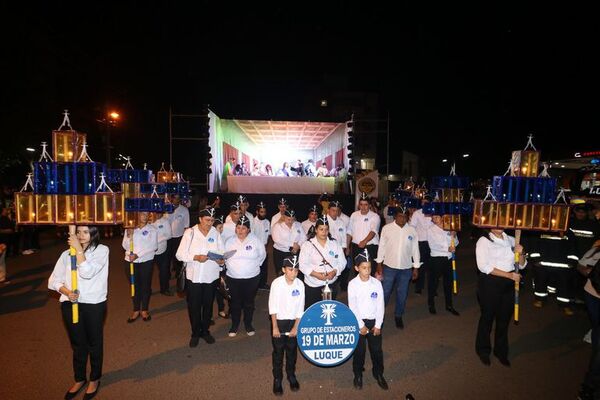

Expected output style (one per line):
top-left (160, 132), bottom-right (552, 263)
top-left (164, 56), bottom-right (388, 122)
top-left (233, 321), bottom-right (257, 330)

top-left (0, 232), bottom-right (590, 399)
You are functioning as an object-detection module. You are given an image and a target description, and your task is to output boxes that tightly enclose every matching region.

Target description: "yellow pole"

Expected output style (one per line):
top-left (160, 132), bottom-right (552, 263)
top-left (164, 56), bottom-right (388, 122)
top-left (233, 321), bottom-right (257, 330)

top-left (514, 229), bottom-right (522, 325)
top-left (130, 234), bottom-right (135, 297)
top-left (451, 236), bottom-right (457, 294)
top-left (69, 225), bottom-right (79, 324)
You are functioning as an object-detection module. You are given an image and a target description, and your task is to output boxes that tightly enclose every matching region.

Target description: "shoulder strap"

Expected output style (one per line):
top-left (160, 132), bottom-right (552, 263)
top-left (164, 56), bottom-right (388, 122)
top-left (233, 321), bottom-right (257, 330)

top-left (309, 239), bottom-right (333, 268)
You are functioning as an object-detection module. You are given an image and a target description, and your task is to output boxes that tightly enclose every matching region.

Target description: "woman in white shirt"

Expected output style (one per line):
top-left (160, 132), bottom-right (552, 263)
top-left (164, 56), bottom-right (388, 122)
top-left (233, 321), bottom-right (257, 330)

top-left (48, 226), bottom-right (109, 399)
top-left (271, 209), bottom-right (304, 278)
top-left (149, 212), bottom-right (173, 296)
top-left (426, 215), bottom-right (459, 316)
top-left (122, 212), bottom-right (158, 323)
top-left (176, 207), bottom-right (225, 347)
top-left (224, 216), bottom-right (266, 337)
top-left (475, 228), bottom-right (526, 367)
top-left (299, 216), bottom-right (346, 308)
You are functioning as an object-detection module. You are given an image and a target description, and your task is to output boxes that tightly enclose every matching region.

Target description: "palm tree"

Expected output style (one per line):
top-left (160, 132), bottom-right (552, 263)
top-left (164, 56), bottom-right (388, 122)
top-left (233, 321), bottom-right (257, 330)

top-left (320, 303), bottom-right (337, 326)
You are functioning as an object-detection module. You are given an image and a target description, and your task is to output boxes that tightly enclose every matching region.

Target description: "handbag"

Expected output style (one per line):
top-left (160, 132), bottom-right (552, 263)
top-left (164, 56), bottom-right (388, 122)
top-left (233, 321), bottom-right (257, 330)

top-left (177, 228), bottom-right (195, 293)
top-left (217, 272), bottom-right (232, 300)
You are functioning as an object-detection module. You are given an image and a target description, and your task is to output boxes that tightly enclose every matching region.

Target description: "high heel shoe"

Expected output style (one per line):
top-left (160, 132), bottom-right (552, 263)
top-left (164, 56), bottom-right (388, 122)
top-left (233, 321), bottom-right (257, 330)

top-left (64, 380), bottom-right (87, 400)
top-left (83, 381), bottom-right (101, 400)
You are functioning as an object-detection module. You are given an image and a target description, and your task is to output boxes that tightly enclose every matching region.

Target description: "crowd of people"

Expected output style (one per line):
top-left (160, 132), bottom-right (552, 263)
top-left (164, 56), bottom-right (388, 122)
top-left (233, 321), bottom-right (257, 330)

top-left (223, 157), bottom-right (348, 178)
top-left (2, 187), bottom-right (597, 398)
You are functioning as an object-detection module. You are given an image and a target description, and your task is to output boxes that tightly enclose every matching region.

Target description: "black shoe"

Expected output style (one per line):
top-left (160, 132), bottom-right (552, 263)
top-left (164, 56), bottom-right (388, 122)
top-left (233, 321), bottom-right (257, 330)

top-left (189, 337), bottom-right (200, 348)
top-left (202, 333), bottom-right (216, 344)
top-left (375, 375), bottom-right (389, 390)
top-left (273, 379), bottom-right (283, 395)
top-left (288, 375), bottom-right (300, 392)
top-left (83, 381), bottom-right (100, 400)
top-left (64, 381), bottom-right (87, 400)
top-left (161, 290), bottom-right (174, 296)
top-left (142, 314), bottom-right (152, 322)
top-left (446, 306), bottom-right (460, 316)
top-left (353, 375), bottom-right (363, 389)
top-left (395, 316), bottom-right (404, 329)
top-left (494, 354), bottom-right (511, 367)
top-left (127, 312), bottom-right (140, 323)
top-left (478, 353), bottom-right (491, 366)
top-left (429, 306), bottom-right (437, 314)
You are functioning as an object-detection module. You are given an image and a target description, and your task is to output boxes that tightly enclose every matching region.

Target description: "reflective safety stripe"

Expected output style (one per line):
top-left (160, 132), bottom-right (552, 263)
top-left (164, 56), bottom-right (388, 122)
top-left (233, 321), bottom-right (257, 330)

top-left (534, 292), bottom-right (549, 297)
top-left (540, 235), bottom-right (567, 240)
top-left (557, 297), bottom-right (571, 303)
top-left (548, 286), bottom-right (557, 293)
top-left (569, 228), bottom-right (595, 237)
top-left (529, 253), bottom-right (541, 258)
top-left (540, 262), bottom-right (571, 268)
top-left (567, 255), bottom-right (580, 261)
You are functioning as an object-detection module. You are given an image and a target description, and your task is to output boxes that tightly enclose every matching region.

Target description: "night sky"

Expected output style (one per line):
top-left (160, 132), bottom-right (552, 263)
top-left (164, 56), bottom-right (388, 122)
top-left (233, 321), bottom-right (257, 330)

top-left (2, 3), bottom-right (594, 186)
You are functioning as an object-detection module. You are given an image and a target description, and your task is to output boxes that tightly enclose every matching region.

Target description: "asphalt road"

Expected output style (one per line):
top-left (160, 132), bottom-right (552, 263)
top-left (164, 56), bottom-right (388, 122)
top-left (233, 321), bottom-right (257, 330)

top-left (0, 232), bottom-right (591, 400)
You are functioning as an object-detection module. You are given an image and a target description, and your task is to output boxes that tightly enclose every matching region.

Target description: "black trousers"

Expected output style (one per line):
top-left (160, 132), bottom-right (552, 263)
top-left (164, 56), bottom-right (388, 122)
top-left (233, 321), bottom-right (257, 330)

top-left (304, 280), bottom-right (339, 310)
top-left (414, 241), bottom-right (430, 291)
top-left (259, 255), bottom-right (269, 287)
top-left (155, 251), bottom-right (171, 293)
top-left (227, 275), bottom-right (260, 331)
top-left (186, 279), bottom-right (217, 338)
top-left (131, 259), bottom-right (153, 311)
top-left (61, 301), bottom-right (106, 382)
top-left (215, 277), bottom-right (229, 313)
top-left (428, 256), bottom-right (453, 308)
top-left (533, 264), bottom-right (575, 304)
top-left (583, 292), bottom-right (600, 392)
top-left (167, 236), bottom-right (183, 276)
top-left (475, 274), bottom-right (514, 359)
top-left (273, 248), bottom-right (291, 278)
top-left (353, 319), bottom-right (383, 377)
top-left (272, 319), bottom-right (298, 380)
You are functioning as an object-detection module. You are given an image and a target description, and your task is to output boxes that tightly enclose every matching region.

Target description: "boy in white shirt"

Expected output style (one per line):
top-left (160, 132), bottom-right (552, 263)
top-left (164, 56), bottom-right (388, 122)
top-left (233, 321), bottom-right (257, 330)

top-left (269, 255), bottom-right (305, 396)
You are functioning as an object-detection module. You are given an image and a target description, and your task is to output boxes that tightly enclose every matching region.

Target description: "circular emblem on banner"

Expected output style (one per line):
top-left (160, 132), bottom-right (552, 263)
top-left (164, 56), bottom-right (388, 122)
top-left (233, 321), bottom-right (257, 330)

top-left (297, 300), bottom-right (359, 367)
top-left (358, 177), bottom-right (376, 194)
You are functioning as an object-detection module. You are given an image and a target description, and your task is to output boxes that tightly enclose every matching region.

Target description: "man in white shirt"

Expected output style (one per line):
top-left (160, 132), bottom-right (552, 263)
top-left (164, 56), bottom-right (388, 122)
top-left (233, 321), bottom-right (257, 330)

top-left (326, 201), bottom-right (348, 251)
top-left (253, 201), bottom-right (271, 290)
top-left (271, 198), bottom-right (288, 227)
top-left (167, 194), bottom-right (190, 277)
top-left (349, 194), bottom-right (381, 271)
top-left (227, 195), bottom-right (254, 232)
top-left (222, 203), bottom-right (241, 243)
top-left (301, 205), bottom-right (319, 237)
top-left (408, 195), bottom-right (433, 294)
top-left (375, 207), bottom-right (420, 329)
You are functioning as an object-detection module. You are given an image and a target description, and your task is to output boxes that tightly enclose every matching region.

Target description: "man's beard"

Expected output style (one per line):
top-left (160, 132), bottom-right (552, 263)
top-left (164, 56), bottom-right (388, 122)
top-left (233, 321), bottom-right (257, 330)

top-left (257, 214), bottom-right (267, 220)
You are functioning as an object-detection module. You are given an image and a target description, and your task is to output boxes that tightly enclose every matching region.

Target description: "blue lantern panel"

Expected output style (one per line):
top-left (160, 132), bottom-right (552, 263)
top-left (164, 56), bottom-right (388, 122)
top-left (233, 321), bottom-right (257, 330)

top-left (56, 163), bottom-right (75, 194)
top-left (404, 198), bottom-right (422, 209)
top-left (73, 162), bottom-right (99, 195)
top-left (33, 162), bottom-right (58, 194)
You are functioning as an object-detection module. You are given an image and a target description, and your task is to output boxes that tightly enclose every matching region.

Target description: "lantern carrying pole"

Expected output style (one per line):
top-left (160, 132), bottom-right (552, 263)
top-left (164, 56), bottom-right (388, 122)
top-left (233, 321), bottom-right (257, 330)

top-left (128, 230), bottom-right (135, 298)
top-left (69, 225), bottom-right (79, 324)
top-left (451, 236), bottom-right (458, 295)
top-left (513, 229), bottom-right (522, 325)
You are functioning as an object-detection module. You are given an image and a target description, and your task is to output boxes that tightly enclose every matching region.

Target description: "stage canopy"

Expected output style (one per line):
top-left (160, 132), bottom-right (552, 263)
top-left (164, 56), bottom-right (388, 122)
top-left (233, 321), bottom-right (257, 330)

top-left (208, 112), bottom-right (349, 193)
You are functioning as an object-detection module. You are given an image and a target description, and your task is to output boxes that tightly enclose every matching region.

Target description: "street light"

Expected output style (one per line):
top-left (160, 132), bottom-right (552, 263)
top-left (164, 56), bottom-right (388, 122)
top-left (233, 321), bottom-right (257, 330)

top-left (26, 148), bottom-right (35, 152)
top-left (104, 110), bottom-right (121, 168)
top-left (442, 159), bottom-right (448, 163)
top-left (462, 153), bottom-right (470, 158)
top-left (109, 111), bottom-right (120, 120)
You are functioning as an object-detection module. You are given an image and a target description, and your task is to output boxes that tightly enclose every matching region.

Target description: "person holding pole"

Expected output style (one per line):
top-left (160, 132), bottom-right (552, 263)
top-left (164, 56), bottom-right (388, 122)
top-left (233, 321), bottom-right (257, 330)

top-left (48, 225), bottom-right (109, 399)
top-left (475, 228), bottom-right (526, 367)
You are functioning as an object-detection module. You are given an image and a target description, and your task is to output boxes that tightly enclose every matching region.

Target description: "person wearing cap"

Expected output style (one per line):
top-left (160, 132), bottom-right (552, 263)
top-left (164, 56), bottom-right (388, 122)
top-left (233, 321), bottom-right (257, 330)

top-left (272, 209), bottom-right (304, 279)
top-left (227, 195), bottom-right (254, 232)
top-left (176, 207), bottom-right (225, 347)
top-left (301, 205), bottom-right (319, 237)
top-left (166, 194), bottom-right (190, 278)
top-left (337, 202), bottom-right (353, 291)
top-left (375, 207), bottom-right (420, 329)
top-left (222, 202), bottom-right (242, 243)
top-left (271, 198), bottom-right (288, 227)
top-left (212, 215), bottom-right (230, 319)
top-left (348, 250), bottom-right (387, 391)
top-left (149, 212), bottom-right (174, 296)
top-left (349, 193), bottom-right (381, 275)
top-left (408, 195), bottom-right (433, 295)
top-left (474, 228), bottom-right (526, 366)
top-left (426, 215), bottom-right (460, 316)
top-left (269, 255), bottom-right (305, 395)
top-left (569, 202), bottom-right (600, 259)
top-left (122, 212), bottom-right (159, 323)
top-left (224, 215), bottom-right (266, 337)
top-left (300, 216), bottom-right (346, 308)
top-left (254, 201), bottom-right (272, 290)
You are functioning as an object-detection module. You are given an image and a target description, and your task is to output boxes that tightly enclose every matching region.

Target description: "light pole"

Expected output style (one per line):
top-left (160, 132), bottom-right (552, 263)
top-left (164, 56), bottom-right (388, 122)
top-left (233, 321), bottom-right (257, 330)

top-left (105, 111), bottom-right (120, 168)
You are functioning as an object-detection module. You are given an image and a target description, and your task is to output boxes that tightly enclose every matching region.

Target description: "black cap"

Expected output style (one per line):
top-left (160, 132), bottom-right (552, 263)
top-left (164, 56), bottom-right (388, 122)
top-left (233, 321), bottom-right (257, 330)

top-left (212, 215), bottom-right (224, 226)
top-left (284, 209), bottom-right (296, 218)
top-left (237, 195), bottom-right (248, 204)
top-left (256, 201), bottom-right (267, 210)
top-left (354, 249), bottom-right (371, 265)
top-left (199, 207), bottom-right (216, 218)
top-left (360, 192), bottom-right (370, 201)
top-left (278, 197), bottom-right (288, 205)
top-left (230, 201), bottom-right (241, 211)
top-left (237, 215), bottom-right (251, 228)
top-left (329, 200), bottom-right (341, 208)
top-left (308, 204), bottom-right (319, 213)
top-left (315, 215), bottom-right (329, 226)
top-left (282, 255), bottom-right (300, 269)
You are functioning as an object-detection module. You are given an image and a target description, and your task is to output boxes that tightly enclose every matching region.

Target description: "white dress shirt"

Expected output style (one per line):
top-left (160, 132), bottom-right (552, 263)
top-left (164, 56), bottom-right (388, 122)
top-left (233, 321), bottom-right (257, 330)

top-left (339, 212), bottom-right (351, 230)
top-left (326, 215), bottom-right (348, 248)
top-left (221, 220), bottom-right (237, 244)
top-left (348, 275), bottom-right (385, 329)
top-left (299, 238), bottom-right (346, 288)
top-left (375, 222), bottom-right (420, 269)
top-left (301, 219), bottom-right (316, 236)
top-left (427, 225), bottom-right (459, 259)
top-left (268, 275), bottom-right (305, 320)
top-left (409, 209), bottom-right (432, 242)
top-left (152, 216), bottom-right (173, 255)
top-left (224, 233), bottom-right (266, 279)
top-left (271, 212), bottom-right (284, 227)
top-left (253, 216), bottom-right (271, 245)
top-left (169, 204), bottom-right (190, 238)
top-left (272, 221), bottom-right (305, 252)
top-left (48, 244), bottom-right (110, 304)
top-left (176, 225), bottom-right (224, 283)
top-left (349, 210), bottom-right (381, 245)
top-left (122, 225), bottom-right (158, 263)
top-left (476, 233), bottom-right (527, 275)
top-left (226, 211), bottom-right (254, 232)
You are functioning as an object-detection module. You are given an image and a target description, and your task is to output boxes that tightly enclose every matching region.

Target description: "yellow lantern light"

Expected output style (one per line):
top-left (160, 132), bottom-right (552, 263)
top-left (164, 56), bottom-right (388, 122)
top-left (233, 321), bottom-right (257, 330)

top-left (532, 204), bottom-right (552, 230)
top-left (56, 195), bottom-right (76, 224)
top-left (472, 199), bottom-right (499, 228)
top-left (550, 204), bottom-right (570, 232)
top-left (75, 195), bottom-right (95, 224)
top-left (52, 130), bottom-right (86, 163)
top-left (514, 204), bottom-right (535, 229)
top-left (95, 192), bottom-right (124, 224)
top-left (442, 214), bottom-right (461, 231)
top-left (35, 194), bottom-right (55, 224)
top-left (497, 203), bottom-right (516, 228)
top-left (15, 192), bottom-right (36, 224)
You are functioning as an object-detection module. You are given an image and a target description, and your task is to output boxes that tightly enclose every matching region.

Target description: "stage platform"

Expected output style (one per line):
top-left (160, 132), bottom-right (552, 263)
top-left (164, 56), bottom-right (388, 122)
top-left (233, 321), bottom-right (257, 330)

top-left (226, 176), bottom-right (335, 194)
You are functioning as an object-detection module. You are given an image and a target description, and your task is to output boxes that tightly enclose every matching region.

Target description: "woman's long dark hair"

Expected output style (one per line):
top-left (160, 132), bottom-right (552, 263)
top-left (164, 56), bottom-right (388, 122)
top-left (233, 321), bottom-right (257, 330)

top-left (307, 219), bottom-right (334, 241)
top-left (83, 226), bottom-right (101, 252)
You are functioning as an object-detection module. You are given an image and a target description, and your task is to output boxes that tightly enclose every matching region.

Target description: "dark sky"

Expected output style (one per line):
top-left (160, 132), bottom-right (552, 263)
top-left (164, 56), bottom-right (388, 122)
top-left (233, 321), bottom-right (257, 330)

top-left (1, 2), bottom-right (595, 184)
